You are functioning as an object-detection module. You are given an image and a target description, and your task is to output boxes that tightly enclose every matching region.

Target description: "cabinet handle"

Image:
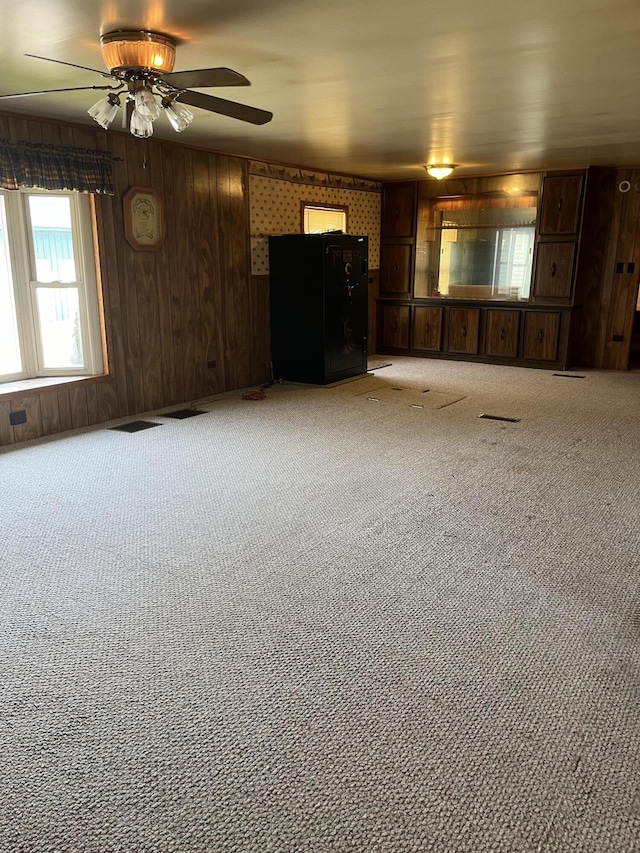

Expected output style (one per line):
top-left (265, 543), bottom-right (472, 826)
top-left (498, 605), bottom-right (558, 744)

top-left (461, 324), bottom-right (467, 337)
top-left (550, 262), bottom-right (557, 277)
top-left (394, 321), bottom-right (398, 333)
top-left (393, 263), bottom-right (399, 272)
top-left (425, 322), bottom-right (430, 334)
top-left (557, 198), bottom-right (563, 213)
top-left (538, 329), bottom-right (545, 342)
top-left (499, 327), bottom-right (506, 340)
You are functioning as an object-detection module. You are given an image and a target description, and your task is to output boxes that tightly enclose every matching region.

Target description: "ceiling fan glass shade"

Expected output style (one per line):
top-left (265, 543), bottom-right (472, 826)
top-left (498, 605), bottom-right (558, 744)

top-left (130, 109), bottom-right (154, 138)
top-left (88, 92), bottom-right (121, 129)
top-left (426, 164), bottom-right (456, 180)
top-left (100, 31), bottom-right (176, 74)
top-left (162, 97), bottom-right (194, 133)
top-left (134, 86), bottom-right (161, 121)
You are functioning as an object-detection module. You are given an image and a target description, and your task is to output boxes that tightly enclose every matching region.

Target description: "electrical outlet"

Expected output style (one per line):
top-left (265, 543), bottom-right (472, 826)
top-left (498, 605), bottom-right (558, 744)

top-left (10, 410), bottom-right (27, 426)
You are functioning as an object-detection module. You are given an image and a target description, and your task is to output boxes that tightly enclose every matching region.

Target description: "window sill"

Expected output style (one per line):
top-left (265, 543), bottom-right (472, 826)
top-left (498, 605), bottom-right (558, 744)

top-left (0, 374), bottom-right (109, 399)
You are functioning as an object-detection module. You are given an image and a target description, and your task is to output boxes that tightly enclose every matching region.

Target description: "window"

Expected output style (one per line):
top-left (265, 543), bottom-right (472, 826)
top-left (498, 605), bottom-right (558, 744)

top-left (301, 203), bottom-right (348, 234)
top-left (0, 189), bottom-right (103, 383)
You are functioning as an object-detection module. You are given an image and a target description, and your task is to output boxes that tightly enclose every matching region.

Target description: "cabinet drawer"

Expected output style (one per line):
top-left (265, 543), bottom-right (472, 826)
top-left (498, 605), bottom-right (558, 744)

top-left (379, 305), bottom-right (410, 349)
top-left (539, 175), bottom-right (584, 235)
top-left (412, 306), bottom-right (443, 351)
top-left (485, 310), bottom-right (520, 358)
top-left (380, 242), bottom-right (412, 295)
top-left (522, 311), bottom-right (561, 361)
top-left (534, 242), bottom-right (576, 299)
top-left (447, 307), bottom-right (480, 354)
top-left (382, 182), bottom-right (417, 237)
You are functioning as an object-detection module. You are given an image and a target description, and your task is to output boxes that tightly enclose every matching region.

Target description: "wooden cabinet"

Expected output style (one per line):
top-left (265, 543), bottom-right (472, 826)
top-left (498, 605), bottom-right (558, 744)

top-left (532, 172), bottom-right (585, 311)
top-left (380, 241), bottom-right (412, 295)
top-left (382, 182), bottom-right (417, 237)
top-left (539, 175), bottom-right (584, 235)
top-left (485, 310), bottom-right (519, 358)
top-left (375, 170), bottom-right (600, 371)
top-left (534, 242), bottom-right (576, 300)
top-left (379, 304), bottom-right (410, 349)
top-left (412, 306), bottom-right (443, 351)
top-left (522, 311), bottom-right (561, 361)
top-left (447, 307), bottom-right (480, 354)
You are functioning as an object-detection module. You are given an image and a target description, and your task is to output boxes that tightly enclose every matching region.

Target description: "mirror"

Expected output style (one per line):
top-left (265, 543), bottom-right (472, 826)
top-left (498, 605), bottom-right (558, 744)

top-left (415, 198), bottom-right (537, 301)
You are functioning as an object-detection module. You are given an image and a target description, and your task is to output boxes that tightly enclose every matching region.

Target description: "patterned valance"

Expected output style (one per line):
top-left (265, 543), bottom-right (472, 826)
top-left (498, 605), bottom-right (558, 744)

top-left (0, 139), bottom-right (117, 195)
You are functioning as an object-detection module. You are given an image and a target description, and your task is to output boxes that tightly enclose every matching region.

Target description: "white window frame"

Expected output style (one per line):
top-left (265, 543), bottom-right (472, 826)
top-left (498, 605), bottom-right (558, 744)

top-left (0, 188), bottom-right (103, 384)
top-left (301, 202), bottom-right (348, 234)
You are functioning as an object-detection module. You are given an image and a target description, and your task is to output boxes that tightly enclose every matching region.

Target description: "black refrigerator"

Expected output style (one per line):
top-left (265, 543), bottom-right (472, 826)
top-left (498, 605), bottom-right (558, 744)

top-left (269, 234), bottom-right (368, 385)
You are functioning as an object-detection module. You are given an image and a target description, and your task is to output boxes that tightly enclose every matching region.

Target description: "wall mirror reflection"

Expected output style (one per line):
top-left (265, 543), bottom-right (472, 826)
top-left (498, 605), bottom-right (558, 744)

top-left (415, 192), bottom-right (538, 301)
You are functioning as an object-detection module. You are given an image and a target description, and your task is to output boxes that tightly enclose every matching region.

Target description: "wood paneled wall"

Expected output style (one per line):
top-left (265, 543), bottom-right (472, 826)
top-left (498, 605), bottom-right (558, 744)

top-left (595, 169), bottom-right (640, 369)
top-left (0, 112), bottom-right (268, 447)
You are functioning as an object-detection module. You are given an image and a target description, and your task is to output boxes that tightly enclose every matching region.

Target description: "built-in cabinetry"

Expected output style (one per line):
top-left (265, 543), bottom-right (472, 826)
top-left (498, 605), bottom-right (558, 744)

top-left (412, 306), bottom-right (443, 351)
top-left (380, 182), bottom-right (416, 298)
top-left (531, 173), bottom-right (584, 305)
top-left (485, 309), bottom-right (519, 358)
top-left (377, 169), bottom-right (613, 369)
top-left (379, 304), bottom-right (410, 350)
top-left (378, 301), bottom-right (568, 364)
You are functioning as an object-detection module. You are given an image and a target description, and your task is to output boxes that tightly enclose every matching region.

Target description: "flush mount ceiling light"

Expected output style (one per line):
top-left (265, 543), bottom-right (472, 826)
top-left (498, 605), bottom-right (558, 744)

top-left (0, 29), bottom-right (272, 138)
top-left (425, 163), bottom-right (457, 180)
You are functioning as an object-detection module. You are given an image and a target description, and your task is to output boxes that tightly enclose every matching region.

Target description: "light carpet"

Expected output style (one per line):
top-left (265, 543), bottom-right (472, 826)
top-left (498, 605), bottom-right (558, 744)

top-left (1, 356), bottom-right (640, 852)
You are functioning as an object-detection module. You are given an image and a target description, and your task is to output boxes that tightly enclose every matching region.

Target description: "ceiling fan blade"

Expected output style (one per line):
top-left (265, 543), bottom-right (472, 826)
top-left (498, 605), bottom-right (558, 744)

top-left (0, 85), bottom-right (114, 100)
top-left (177, 90), bottom-right (272, 125)
top-left (159, 68), bottom-right (250, 89)
top-left (25, 54), bottom-right (118, 81)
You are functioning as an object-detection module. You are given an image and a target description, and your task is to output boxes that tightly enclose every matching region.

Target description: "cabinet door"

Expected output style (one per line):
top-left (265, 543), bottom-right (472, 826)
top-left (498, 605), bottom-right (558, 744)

top-left (380, 242), bottom-right (412, 295)
top-left (539, 175), bottom-right (584, 235)
top-left (522, 311), bottom-right (561, 361)
top-left (382, 182), bottom-right (417, 237)
top-left (413, 306), bottom-right (443, 351)
top-left (485, 310), bottom-right (520, 358)
top-left (379, 305), bottom-right (410, 349)
top-left (448, 307), bottom-right (480, 354)
top-left (534, 242), bottom-right (576, 299)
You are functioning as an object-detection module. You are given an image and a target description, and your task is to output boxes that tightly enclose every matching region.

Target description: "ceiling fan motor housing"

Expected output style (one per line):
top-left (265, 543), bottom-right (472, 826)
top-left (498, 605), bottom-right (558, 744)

top-left (100, 30), bottom-right (177, 76)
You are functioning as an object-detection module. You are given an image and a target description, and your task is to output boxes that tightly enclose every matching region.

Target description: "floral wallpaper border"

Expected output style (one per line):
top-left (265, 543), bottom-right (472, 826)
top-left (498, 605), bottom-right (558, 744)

top-left (248, 160), bottom-right (381, 193)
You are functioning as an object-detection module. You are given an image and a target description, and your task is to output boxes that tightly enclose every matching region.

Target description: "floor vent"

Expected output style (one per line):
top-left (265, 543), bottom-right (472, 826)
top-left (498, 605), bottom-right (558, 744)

top-left (553, 373), bottom-right (586, 379)
top-left (478, 414), bottom-right (521, 423)
top-left (163, 409), bottom-right (207, 419)
top-left (110, 421), bottom-right (162, 433)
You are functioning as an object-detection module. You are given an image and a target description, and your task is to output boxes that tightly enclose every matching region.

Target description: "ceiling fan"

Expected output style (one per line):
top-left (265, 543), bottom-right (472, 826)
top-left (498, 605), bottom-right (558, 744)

top-left (0, 30), bottom-right (273, 137)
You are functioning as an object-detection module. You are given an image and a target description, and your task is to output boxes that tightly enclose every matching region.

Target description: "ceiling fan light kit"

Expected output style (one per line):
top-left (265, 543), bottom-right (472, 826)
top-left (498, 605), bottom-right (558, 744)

top-left (88, 31), bottom-right (214, 138)
top-left (1, 28), bottom-right (273, 138)
top-left (87, 91), bottom-right (121, 130)
top-left (162, 97), bottom-right (194, 133)
top-left (100, 30), bottom-right (177, 75)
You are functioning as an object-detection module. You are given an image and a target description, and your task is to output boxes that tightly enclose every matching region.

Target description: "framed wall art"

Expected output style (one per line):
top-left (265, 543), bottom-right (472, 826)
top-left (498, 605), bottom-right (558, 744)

top-left (123, 186), bottom-right (164, 251)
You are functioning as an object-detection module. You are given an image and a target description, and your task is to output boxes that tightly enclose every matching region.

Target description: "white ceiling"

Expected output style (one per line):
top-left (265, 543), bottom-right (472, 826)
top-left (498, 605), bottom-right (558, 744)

top-left (1, 0), bottom-right (639, 181)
